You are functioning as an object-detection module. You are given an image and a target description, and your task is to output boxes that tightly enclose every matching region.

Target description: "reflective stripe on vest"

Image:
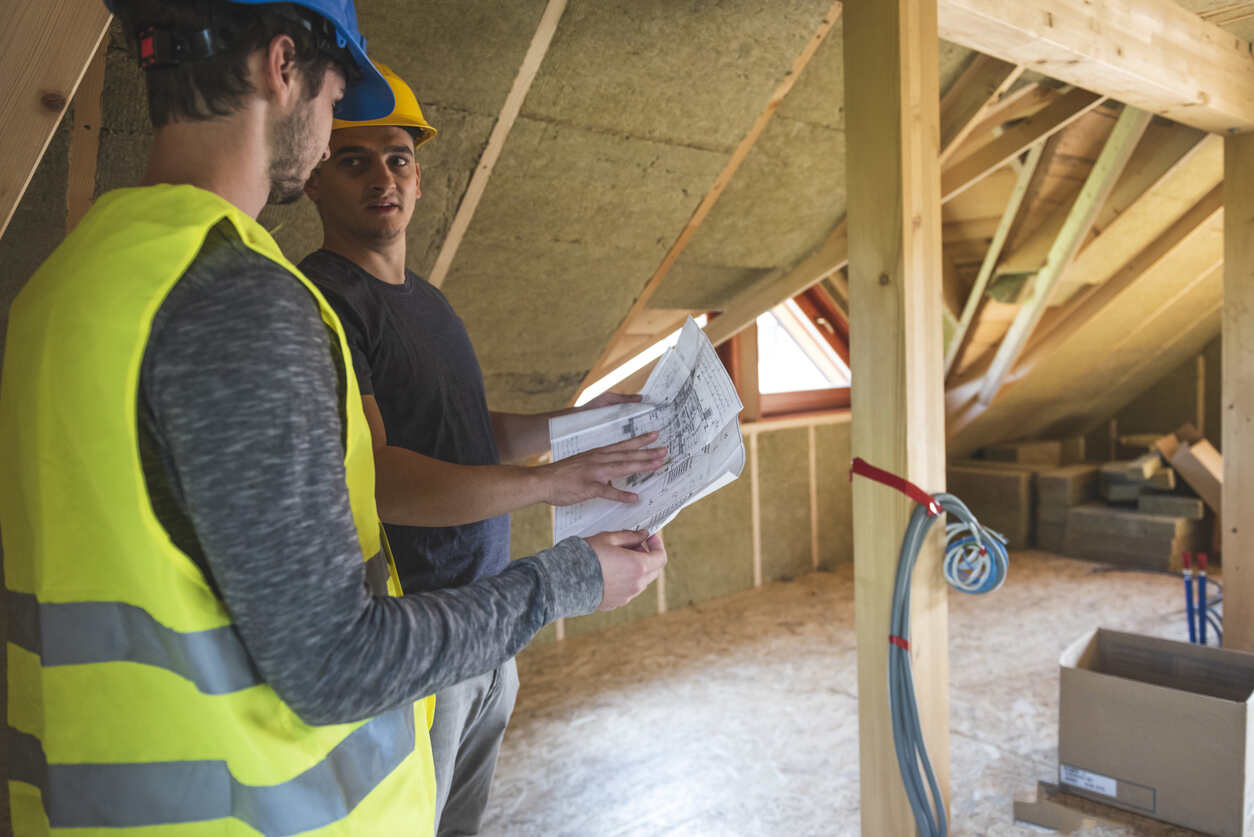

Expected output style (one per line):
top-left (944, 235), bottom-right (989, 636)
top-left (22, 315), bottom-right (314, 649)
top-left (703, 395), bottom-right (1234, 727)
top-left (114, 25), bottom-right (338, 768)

top-left (9, 708), bottom-right (414, 834)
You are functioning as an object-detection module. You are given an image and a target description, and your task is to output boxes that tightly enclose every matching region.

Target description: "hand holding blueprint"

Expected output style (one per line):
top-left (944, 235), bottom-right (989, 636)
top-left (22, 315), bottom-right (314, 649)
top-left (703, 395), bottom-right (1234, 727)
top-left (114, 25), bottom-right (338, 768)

top-left (551, 317), bottom-right (745, 542)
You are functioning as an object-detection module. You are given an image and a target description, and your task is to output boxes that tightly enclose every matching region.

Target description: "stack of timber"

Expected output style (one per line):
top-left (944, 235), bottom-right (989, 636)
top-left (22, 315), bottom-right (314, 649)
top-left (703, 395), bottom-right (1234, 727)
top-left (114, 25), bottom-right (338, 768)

top-left (1035, 465), bottom-right (1098, 553)
top-left (1062, 504), bottom-right (1204, 571)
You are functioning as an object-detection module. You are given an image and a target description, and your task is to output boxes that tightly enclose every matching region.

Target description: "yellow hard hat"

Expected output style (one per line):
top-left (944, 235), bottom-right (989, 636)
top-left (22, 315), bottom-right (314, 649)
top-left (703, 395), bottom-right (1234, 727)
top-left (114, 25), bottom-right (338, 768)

top-left (332, 61), bottom-right (436, 149)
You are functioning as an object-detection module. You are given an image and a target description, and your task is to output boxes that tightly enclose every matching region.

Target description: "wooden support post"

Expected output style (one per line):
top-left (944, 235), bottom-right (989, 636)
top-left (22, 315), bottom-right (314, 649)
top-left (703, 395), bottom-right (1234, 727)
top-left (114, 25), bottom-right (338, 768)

top-left (977, 105), bottom-right (1151, 406)
top-left (844, 1), bottom-right (948, 833)
top-left (1224, 133), bottom-right (1254, 649)
top-left (737, 323), bottom-right (762, 422)
top-left (944, 143), bottom-right (1043, 377)
top-left (0, 1), bottom-right (112, 239)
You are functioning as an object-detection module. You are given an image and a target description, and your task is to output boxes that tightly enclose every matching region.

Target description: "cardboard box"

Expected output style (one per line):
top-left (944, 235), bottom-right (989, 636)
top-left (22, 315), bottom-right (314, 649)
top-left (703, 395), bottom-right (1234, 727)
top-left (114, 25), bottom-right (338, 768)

top-left (1059, 628), bottom-right (1254, 836)
top-left (1171, 439), bottom-right (1223, 513)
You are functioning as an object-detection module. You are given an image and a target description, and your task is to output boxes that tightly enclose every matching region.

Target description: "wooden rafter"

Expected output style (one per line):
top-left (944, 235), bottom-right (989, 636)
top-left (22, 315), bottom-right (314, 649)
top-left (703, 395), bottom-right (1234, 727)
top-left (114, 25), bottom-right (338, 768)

top-left (575, 0), bottom-right (845, 390)
top-left (943, 143), bottom-right (1043, 377)
top-left (0, 1), bottom-right (112, 239)
top-left (592, 92), bottom-right (1099, 393)
top-left (1020, 183), bottom-right (1224, 374)
top-left (428, 0), bottom-right (567, 288)
top-left (975, 105), bottom-right (1151, 406)
top-left (938, 54), bottom-right (1022, 165)
top-left (944, 183), bottom-right (1223, 441)
top-left (993, 126), bottom-right (1214, 300)
top-left (940, 88), bottom-right (1104, 202)
top-left (937, 0), bottom-right (1254, 134)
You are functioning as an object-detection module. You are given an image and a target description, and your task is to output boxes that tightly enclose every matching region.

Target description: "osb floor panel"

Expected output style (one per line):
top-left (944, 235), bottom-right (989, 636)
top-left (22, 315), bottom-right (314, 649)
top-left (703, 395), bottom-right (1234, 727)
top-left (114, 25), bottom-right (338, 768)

top-left (482, 550), bottom-right (1204, 836)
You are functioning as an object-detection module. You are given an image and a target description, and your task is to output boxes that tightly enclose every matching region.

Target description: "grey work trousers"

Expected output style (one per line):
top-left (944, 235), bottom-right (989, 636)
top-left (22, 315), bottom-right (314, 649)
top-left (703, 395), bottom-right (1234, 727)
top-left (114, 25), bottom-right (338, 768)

top-left (430, 658), bottom-right (520, 837)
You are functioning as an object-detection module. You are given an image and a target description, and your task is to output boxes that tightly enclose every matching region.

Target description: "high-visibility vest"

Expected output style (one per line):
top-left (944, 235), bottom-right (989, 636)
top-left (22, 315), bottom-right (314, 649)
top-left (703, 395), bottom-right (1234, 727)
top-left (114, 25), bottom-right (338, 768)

top-left (0, 184), bottom-right (436, 836)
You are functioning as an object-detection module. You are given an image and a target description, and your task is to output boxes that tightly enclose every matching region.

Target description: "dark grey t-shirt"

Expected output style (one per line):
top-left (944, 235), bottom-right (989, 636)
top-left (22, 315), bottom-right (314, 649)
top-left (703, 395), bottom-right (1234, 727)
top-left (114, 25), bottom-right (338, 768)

top-left (135, 221), bottom-right (600, 726)
top-left (299, 249), bottom-right (508, 591)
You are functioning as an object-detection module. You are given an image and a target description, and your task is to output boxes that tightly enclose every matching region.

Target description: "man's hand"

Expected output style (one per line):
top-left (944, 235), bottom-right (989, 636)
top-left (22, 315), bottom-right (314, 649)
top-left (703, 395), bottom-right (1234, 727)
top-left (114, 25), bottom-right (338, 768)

top-left (587, 530), bottom-right (667, 611)
top-left (581, 391), bottom-right (642, 410)
top-left (539, 433), bottom-right (666, 506)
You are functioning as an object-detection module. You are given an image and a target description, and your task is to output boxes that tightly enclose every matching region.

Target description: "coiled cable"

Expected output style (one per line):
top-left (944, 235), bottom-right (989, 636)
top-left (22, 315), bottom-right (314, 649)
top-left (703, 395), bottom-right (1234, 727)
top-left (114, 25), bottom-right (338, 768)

top-left (889, 492), bottom-right (1009, 837)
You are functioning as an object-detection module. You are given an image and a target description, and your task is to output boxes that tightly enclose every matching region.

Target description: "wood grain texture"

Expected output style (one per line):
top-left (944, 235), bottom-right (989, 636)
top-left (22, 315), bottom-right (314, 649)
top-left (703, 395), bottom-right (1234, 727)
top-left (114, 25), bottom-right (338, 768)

top-left (1224, 133), bottom-right (1254, 650)
top-left (938, 0), bottom-right (1254, 133)
top-left (0, 0), bottom-right (111, 238)
top-left (844, 0), bottom-right (949, 832)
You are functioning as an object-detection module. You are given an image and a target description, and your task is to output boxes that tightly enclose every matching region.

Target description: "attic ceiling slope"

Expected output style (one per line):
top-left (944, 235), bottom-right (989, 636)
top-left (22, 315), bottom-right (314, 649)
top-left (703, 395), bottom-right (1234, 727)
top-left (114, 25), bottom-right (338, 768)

top-left (437, 0), bottom-right (844, 411)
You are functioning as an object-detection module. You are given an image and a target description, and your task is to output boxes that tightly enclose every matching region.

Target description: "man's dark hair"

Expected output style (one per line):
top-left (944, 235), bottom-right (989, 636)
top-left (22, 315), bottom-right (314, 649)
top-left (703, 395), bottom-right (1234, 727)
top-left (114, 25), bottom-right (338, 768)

top-left (112, 1), bottom-right (352, 127)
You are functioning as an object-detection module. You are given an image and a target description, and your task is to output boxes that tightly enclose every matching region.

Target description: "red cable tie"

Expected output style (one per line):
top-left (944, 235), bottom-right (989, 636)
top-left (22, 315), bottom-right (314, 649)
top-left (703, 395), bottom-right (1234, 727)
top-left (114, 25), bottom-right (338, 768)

top-left (850, 457), bottom-right (940, 517)
top-left (889, 634), bottom-right (910, 651)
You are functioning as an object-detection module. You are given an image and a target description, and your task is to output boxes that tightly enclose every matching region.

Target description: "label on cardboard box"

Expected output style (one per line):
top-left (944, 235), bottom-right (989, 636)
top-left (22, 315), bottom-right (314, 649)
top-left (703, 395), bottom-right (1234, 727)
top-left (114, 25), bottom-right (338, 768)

top-left (1060, 764), bottom-right (1117, 798)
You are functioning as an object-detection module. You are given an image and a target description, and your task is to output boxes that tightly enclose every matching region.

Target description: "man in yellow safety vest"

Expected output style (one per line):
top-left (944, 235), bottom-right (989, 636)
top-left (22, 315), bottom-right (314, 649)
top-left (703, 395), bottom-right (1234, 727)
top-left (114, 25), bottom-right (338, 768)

top-left (0, 1), bottom-right (666, 834)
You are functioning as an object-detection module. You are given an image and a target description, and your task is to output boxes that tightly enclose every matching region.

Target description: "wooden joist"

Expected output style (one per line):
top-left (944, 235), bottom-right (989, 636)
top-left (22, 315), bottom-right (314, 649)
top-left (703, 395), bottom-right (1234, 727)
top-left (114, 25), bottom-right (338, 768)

top-left (938, 54), bottom-right (1022, 165)
top-left (0, 1), bottom-right (112, 239)
top-left (940, 87), bottom-right (1104, 203)
top-left (1018, 183), bottom-right (1224, 379)
top-left (975, 105), bottom-right (1151, 406)
top-left (943, 144), bottom-right (1042, 377)
top-left (845, 0), bottom-right (949, 830)
top-left (937, 0), bottom-right (1254, 134)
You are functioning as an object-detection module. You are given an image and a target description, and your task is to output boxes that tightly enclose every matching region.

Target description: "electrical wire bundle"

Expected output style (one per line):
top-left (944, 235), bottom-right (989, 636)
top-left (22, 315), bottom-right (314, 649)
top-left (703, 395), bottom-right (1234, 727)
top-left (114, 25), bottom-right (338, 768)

top-left (889, 494), bottom-right (1008, 837)
top-left (851, 457), bottom-right (1009, 837)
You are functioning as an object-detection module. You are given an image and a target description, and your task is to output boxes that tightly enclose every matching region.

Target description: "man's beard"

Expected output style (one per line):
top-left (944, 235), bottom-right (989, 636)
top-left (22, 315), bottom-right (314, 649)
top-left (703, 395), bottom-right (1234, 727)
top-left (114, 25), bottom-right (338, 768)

top-left (266, 103), bottom-right (316, 206)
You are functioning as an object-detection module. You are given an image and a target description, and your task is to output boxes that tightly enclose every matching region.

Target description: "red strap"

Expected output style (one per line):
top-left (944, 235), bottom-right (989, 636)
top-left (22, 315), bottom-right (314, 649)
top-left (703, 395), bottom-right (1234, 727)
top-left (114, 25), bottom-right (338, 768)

top-left (889, 635), bottom-right (910, 651)
top-left (850, 457), bottom-right (940, 517)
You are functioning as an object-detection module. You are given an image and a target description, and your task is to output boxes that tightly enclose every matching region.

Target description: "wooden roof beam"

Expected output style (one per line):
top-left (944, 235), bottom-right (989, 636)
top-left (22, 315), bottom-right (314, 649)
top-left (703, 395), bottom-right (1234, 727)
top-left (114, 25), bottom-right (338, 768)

top-left (1017, 183), bottom-right (1223, 377)
top-left (975, 105), bottom-right (1151, 406)
top-left (0, 1), bottom-right (112, 239)
top-left (937, 0), bottom-right (1254, 134)
top-left (940, 87), bottom-right (1104, 202)
top-left (943, 143), bottom-right (1043, 377)
top-left (938, 54), bottom-right (1023, 165)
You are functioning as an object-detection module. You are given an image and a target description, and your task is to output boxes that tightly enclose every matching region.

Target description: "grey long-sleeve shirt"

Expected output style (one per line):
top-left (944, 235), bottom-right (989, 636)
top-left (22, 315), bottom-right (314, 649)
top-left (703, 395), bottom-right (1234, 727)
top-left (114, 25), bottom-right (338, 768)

top-left (136, 221), bottom-right (601, 726)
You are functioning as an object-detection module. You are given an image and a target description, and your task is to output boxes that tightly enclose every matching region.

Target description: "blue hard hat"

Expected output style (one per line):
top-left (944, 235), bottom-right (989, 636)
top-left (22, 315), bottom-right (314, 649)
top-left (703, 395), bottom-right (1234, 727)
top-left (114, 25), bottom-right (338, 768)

top-left (104, 0), bottom-right (394, 121)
